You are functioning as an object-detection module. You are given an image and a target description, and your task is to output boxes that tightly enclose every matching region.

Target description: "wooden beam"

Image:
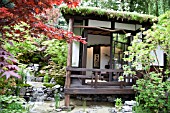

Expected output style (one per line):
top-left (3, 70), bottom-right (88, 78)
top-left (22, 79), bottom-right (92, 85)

top-left (73, 25), bottom-right (126, 33)
top-left (65, 87), bottom-right (135, 94)
top-left (86, 82), bottom-right (133, 86)
top-left (66, 67), bottom-right (123, 73)
top-left (70, 75), bottom-right (94, 78)
top-left (65, 18), bottom-right (74, 107)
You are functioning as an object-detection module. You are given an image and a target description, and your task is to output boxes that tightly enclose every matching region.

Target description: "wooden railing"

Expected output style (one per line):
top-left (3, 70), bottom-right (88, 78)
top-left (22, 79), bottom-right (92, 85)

top-left (66, 67), bottom-right (137, 88)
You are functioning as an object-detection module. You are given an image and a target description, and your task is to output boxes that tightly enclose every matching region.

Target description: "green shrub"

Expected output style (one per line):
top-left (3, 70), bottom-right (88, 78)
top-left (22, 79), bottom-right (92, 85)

top-left (0, 95), bottom-right (28, 113)
top-left (133, 72), bottom-right (169, 113)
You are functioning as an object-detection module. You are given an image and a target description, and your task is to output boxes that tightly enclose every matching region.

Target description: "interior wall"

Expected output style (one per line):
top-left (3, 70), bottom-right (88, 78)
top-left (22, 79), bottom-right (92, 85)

top-left (86, 46), bottom-right (110, 70)
top-left (86, 47), bottom-right (93, 75)
top-left (72, 22), bottom-right (82, 67)
top-left (115, 22), bottom-right (142, 31)
top-left (100, 47), bottom-right (110, 69)
top-left (88, 34), bottom-right (110, 46)
top-left (150, 46), bottom-right (164, 66)
top-left (88, 19), bottom-right (111, 28)
top-left (72, 41), bottom-right (80, 67)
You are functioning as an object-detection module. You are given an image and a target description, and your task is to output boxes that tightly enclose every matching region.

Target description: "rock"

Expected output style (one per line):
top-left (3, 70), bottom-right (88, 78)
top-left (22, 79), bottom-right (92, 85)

top-left (50, 78), bottom-right (56, 84)
top-left (91, 105), bottom-right (102, 109)
top-left (83, 97), bottom-right (93, 101)
top-left (101, 98), bottom-right (108, 102)
top-left (75, 110), bottom-right (87, 113)
top-left (107, 96), bottom-right (115, 102)
top-left (49, 103), bottom-right (55, 107)
top-left (59, 92), bottom-right (64, 99)
top-left (122, 106), bottom-right (132, 112)
top-left (46, 97), bottom-right (53, 101)
top-left (108, 108), bottom-right (117, 113)
top-left (77, 96), bottom-right (82, 100)
top-left (60, 105), bottom-right (74, 111)
top-left (53, 85), bottom-right (60, 89)
top-left (20, 87), bottom-right (26, 96)
top-left (60, 87), bottom-right (64, 92)
top-left (124, 100), bottom-right (137, 106)
top-left (55, 108), bottom-right (62, 112)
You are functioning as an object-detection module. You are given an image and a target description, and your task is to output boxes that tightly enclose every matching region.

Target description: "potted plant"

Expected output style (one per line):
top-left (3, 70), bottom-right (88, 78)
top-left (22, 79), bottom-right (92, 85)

top-left (118, 75), bottom-right (124, 88)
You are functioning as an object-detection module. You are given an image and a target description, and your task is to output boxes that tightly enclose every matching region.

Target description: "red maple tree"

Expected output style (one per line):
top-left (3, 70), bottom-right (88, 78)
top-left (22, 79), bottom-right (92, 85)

top-left (0, 0), bottom-right (84, 79)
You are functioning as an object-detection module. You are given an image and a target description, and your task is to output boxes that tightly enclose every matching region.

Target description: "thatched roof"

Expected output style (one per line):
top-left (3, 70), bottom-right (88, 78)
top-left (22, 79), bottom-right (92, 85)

top-left (60, 5), bottom-right (157, 24)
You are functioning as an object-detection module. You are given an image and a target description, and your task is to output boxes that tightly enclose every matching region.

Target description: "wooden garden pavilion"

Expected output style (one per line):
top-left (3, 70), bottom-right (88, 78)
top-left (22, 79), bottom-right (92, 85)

top-left (60, 6), bottom-right (157, 106)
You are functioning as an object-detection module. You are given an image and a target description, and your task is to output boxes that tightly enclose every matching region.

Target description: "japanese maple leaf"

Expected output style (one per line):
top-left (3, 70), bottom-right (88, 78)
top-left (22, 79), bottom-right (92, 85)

top-left (1, 71), bottom-right (21, 79)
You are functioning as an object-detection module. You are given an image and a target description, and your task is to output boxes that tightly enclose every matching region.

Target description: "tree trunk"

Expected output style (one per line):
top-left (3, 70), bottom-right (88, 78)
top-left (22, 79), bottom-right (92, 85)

top-left (162, 0), bottom-right (166, 13)
top-left (129, 0), bottom-right (134, 12)
top-left (155, 0), bottom-right (159, 16)
top-left (148, 0), bottom-right (151, 15)
top-left (121, 0), bottom-right (125, 11)
top-left (145, 0), bottom-right (149, 14)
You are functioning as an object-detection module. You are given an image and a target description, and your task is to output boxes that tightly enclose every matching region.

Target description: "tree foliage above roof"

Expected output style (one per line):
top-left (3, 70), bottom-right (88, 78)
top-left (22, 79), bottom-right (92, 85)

top-left (60, 5), bottom-right (158, 24)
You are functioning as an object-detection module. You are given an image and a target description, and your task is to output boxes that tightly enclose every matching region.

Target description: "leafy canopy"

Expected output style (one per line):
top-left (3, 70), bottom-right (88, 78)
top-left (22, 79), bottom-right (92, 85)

top-left (0, 0), bottom-right (82, 79)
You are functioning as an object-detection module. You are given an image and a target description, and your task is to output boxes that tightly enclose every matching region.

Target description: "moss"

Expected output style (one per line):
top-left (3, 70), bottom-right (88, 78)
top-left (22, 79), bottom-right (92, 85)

top-left (43, 83), bottom-right (55, 88)
top-left (60, 5), bottom-right (158, 24)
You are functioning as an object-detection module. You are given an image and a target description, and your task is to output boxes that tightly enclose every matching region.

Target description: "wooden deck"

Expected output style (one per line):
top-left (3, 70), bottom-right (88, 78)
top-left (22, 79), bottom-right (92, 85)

top-left (65, 86), bottom-right (134, 94)
top-left (65, 67), bottom-right (136, 96)
top-left (65, 77), bottom-right (135, 95)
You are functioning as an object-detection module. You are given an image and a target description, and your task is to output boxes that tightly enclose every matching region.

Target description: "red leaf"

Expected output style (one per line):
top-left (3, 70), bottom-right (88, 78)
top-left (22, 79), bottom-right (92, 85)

top-left (53, 0), bottom-right (63, 5)
top-left (35, 8), bottom-right (40, 14)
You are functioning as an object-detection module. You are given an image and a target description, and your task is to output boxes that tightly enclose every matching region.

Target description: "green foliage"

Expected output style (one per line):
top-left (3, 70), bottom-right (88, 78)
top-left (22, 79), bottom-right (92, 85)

top-left (4, 21), bottom-right (67, 85)
top-left (81, 0), bottom-right (170, 16)
top-left (42, 39), bottom-right (67, 66)
top-left (118, 75), bottom-right (124, 82)
top-left (168, 93), bottom-right (170, 111)
top-left (0, 95), bottom-right (28, 113)
top-left (133, 72), bottom-right (169, 113)
top-left (133, 105), bottom-right (150, 113)
top-left (115, 98), bottom-right (123, 112)
top-left (54, 76), bottom-right (65, 86)
top-left (0, 77), bottom-right (16, 95)
top-left (19, 83), bottom-right (32, 87)
top-left (43, 83), bottom-right (55, 88)
top-left (60, 5), bottom-right (157, 24)
top-left (83, 100), bottom-right (87, 112)
top-left (124, 11), bottom-right (170, 113)
top-left (3, 22), bottom-right (32, 42)
top-left (55, 93), bottom-right (60, 109)
top-left (43, 74), bottom-right (49, 83)
top-left (3, 23), bottom-right (38, 64)
top-left (81, 0), bottom-right (118, 11)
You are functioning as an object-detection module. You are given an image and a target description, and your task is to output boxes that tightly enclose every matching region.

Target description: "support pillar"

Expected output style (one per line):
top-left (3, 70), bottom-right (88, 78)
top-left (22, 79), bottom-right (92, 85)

top-left (65, 18), bottom-right (74, 107)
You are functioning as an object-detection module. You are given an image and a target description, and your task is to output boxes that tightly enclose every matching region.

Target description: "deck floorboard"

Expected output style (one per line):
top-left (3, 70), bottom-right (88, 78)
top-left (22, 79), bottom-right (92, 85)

top-left (65, 79), bottom-right (135, 94)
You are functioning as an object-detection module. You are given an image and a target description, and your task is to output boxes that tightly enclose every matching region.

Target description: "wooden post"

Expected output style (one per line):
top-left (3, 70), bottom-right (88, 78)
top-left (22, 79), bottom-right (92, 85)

top-left (109, 32), bottom-right (113, 81)
top-left (65, 18), bottom-right (74, 107)
top-left (81, 29), bottom-right (88, 85)
top-left (94, 71), bottom-right (98, 88)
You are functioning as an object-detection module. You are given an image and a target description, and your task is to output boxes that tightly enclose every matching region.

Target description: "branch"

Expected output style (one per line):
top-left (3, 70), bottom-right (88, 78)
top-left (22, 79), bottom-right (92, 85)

top-left (153, 50), bottom-right (160, 72)
top-left (159, 45), bottom-right (170, 57)
top-left (150, 61), bottom-right (159, 73)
